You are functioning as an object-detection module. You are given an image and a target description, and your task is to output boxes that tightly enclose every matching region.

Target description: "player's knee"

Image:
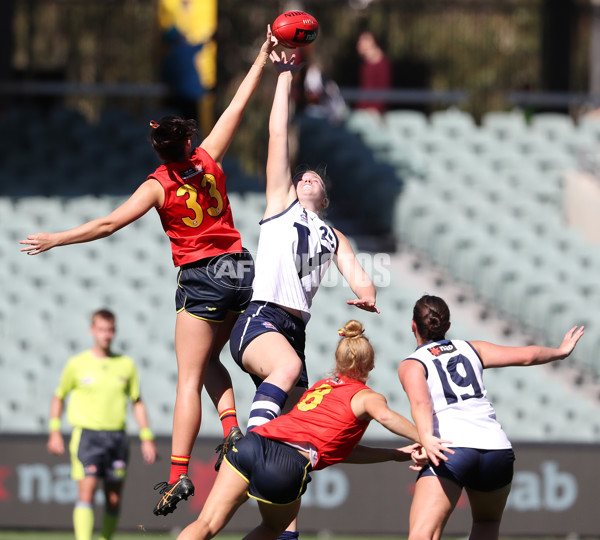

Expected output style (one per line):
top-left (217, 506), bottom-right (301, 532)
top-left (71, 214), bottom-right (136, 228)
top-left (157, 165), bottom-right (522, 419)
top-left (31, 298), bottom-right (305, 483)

top-left (196, 514), bottom-right (225, 539)
top-left (106, 492), bottom-right (121, 510)
top-left (278, 358), bottom-right (303, 386)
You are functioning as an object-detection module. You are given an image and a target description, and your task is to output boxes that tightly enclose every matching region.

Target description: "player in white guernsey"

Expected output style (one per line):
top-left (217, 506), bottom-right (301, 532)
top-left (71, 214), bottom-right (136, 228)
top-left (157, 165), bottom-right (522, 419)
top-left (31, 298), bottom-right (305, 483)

top-left (398, 295), bottom-right (584, 540)
top-left (230, 51), bottom-right (379, 435)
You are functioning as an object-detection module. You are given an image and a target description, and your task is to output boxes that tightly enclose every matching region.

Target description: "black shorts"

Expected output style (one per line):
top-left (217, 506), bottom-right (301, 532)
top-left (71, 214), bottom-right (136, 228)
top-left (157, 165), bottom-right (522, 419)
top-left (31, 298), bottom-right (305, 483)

top-left (229, 301), bottom-right (308, 388)
top-left (176, 249), bottom-right (254, 322)
top-left (225, 432), bottom-right (312, 505)
top-left (70, 428), bottom-right (129, 482)
top-left (418, 447), bottom-right (515, 492)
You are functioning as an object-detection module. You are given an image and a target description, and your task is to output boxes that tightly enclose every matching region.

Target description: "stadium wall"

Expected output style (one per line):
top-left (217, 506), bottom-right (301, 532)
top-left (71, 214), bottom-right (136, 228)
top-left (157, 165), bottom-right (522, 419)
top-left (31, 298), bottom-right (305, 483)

top-left (0, 435), bottom-right (598, 536)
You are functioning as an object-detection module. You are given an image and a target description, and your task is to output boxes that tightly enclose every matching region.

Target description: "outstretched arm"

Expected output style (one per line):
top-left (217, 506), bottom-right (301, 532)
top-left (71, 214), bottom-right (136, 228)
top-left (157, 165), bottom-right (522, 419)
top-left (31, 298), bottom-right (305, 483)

top-left (472, 325), bottom-right (584, 368)
top-left (352, 389), bottom-right (419, 441)
top-left (201, 27), bottom-right (277, 166)
top-left (333, 229), bottom-right (379, 313)
top-left (20, 179), bottom-right (162, 255)
top-left (263, 50), bottom-right (304, 218)
top-left (344, 443), bottom-right (426, 471)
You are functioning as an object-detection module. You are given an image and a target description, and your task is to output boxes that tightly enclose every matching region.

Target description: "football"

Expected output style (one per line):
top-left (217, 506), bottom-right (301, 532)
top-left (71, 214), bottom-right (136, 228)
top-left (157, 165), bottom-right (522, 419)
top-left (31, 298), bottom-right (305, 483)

top-left (272, 11), bottom-right (319, 49)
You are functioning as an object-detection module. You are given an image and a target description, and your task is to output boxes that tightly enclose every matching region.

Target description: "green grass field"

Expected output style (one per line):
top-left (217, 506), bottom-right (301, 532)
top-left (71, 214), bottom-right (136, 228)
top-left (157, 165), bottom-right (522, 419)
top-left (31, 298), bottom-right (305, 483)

top-left (0, 535), bottom-right (476, 540)
top-left (1, 534), bottom-right (597, 540)
top-left (2, 533), bottom-right (182, 540)
top-left (0, 532), bottom-right (422, 540)
top-left (0, 530), bottom-right (417, 539)
top-left (0, 530), bottom-right (414, 540)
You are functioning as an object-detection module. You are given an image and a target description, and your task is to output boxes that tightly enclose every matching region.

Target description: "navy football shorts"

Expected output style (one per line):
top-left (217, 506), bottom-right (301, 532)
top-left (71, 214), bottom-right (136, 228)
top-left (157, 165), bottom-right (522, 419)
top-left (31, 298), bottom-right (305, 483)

top-left (70, 428), bottom-right (129, 482)
top-left (176, 249), bottom-right (254, 322)
top-left (224, 432), bottom-right (312, 505)
top-left (229, 301), bottom-right (308, 388)
top-left (418, 447), bottom-right (515, 492)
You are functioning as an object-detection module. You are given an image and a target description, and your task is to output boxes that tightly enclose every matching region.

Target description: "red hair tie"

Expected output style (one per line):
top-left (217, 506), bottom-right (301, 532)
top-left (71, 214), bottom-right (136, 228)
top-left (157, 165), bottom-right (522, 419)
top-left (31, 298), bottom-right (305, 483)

top-left (149, 120), bottom-right (159, 129)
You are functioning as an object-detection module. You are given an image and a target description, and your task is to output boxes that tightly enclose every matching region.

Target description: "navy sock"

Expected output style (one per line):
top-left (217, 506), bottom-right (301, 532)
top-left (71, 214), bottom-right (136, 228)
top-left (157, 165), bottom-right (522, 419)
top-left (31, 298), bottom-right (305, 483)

top-left (247, 382), bottom-right (288, 432)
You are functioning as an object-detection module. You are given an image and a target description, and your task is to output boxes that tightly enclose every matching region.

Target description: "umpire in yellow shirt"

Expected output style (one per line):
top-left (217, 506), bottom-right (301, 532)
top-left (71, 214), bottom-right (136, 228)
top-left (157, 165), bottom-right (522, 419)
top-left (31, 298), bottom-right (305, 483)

top-left (47, 308), bottom-right (157, 540)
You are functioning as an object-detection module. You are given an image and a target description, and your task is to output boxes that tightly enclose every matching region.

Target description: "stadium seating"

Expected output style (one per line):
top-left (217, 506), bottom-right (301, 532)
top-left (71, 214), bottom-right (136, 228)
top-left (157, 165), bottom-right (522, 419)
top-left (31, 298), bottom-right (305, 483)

top-left (1, 104), bottom-right (600, 443)
top-left (430, 108), bottom-right (477, 138)
top-left (384, 106), bottom-right (598, 340)
top-left (385, 109), bottom-right (429, 138)
top-left (361, 107), bottom-right (600, 438)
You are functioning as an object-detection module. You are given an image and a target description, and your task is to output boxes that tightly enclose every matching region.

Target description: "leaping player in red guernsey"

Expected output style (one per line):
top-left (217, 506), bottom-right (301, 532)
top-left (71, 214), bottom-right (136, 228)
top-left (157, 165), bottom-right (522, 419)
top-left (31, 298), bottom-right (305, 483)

top-left (20, 26), bottom-right (278, 517)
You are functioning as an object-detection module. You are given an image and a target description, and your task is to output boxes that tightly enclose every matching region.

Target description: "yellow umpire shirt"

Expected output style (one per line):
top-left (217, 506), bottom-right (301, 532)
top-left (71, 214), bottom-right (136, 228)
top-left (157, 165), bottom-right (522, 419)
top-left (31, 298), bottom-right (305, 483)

top-left (55, 350), bottom-right (141, 431)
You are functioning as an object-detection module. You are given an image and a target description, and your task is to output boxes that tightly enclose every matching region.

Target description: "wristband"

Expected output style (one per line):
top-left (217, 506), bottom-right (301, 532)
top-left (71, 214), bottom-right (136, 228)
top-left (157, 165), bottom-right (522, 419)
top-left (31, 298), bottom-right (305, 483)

top-left (139, 427), bottom-right (154, 441)
top-left (49, 418), bottom-right (61, 431)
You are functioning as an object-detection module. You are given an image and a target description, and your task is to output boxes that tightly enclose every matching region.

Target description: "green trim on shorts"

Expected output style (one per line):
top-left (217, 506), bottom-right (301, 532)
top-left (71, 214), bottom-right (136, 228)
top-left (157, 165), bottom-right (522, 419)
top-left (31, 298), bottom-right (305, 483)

top-left (69, 427), bottom-right (84, 480)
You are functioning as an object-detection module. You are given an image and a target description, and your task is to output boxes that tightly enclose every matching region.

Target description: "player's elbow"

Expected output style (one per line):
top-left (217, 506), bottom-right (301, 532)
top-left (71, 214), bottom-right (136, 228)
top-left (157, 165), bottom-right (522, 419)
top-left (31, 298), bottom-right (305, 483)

top-left (96, 217), bottom-right (124, 238)
top-left (373, 408), bottom-right (395, 426)
top-left (97, 224), bottom-right (118, 238)
top-left (519, 347), bottom-right (540, 366)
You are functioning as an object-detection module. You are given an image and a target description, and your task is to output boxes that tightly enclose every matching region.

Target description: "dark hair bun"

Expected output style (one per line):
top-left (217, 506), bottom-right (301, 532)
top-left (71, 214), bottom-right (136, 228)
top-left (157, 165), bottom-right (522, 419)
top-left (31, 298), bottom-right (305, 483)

top-left (413, 295), bottom-right (450, 341)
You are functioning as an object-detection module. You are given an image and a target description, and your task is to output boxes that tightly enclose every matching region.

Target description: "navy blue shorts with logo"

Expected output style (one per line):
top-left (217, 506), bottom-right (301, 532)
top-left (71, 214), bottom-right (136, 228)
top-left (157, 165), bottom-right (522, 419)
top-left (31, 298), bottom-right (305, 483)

top-left (229, 301), bottom-right (308, 388)
top-left (418, 447), bottom-right (515, 491)
top-left (225, 432), bottom-right (312, 505)
top-left (176, 249), bottom-right (254, 322)
top-left (72, 428), bottom-right (129, 482)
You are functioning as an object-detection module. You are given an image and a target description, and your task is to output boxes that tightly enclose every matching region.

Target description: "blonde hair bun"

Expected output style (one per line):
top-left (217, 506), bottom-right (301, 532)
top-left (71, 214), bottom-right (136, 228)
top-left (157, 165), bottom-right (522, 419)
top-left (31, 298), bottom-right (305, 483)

top-left (338, 320), bottom-right (365, 339)
top-left (334, 320), bottom-right (373, 382)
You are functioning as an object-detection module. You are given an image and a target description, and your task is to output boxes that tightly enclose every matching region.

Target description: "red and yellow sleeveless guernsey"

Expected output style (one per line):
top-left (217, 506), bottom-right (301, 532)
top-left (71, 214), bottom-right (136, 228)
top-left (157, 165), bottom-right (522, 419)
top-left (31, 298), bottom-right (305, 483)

top-left (149, 146), bottom-right (242, 267)
top-left (254, 375), bottom-right (371, 470)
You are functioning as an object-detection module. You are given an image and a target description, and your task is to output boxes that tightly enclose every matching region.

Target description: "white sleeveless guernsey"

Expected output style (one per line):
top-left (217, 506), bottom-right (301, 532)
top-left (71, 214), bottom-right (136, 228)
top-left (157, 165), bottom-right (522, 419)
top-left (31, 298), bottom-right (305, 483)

top-left (403, 339), bottom-right (512, 449)
top-left (251, 200), bottom-right (338, 324)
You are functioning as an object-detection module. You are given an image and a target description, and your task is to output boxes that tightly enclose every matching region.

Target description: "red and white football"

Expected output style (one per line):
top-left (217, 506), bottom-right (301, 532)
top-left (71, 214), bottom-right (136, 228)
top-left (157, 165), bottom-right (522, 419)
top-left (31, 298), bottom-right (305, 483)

top-left (272, 11), bottom-right (319, 49)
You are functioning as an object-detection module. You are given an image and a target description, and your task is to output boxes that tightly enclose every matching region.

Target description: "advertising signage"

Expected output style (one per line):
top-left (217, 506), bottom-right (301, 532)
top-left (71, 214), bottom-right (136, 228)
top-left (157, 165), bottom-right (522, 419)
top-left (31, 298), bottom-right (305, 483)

top-left (0, 436), bottom-right (598, 536)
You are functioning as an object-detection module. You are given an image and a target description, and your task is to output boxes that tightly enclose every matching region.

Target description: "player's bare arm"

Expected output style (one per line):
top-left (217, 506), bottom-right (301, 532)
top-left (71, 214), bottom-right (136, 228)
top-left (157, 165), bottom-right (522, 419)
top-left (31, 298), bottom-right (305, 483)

top-left (20, 179), bottom-right (162, 255)
top-left (201, 26), bottom-right (277, 168)
top-left (264, 50), bottom-right (304, 218)
top-left (333, 229), bottom-right (379, 313)
top-left (472, 325), bottom-right (584, 368)
top-left (343, 443), bottom-right (423, 466)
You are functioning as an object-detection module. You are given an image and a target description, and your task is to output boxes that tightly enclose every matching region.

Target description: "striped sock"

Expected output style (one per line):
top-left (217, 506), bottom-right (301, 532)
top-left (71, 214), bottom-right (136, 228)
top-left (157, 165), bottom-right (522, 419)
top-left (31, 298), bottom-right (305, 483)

top-left (219, 408), bottom-right (239, 437)
top-left (247, 382), bottom-right (288, 432)
top-left (169, 454), bottom-right (190, 484)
